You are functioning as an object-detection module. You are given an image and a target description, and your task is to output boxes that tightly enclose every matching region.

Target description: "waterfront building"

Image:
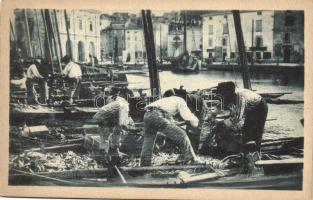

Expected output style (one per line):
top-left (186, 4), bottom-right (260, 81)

top-left (202, 11), bottom-right (274, 63)
top-left (273, 11), bottom-right (304, 63)
top-left (153, 16), bottom-right (169, 60)
top-left (202, 11), bottom-right (304, 64)
top-left (100, 23), bottom-right (125, 63)
top-left (55, 9), bottom-right (102, 63)
top-left (167, 11), bottom-right (203, 58)
top-left (12, 9), bottom-right (102, 63)
top-left (123, 17), bottom-right (146, 64)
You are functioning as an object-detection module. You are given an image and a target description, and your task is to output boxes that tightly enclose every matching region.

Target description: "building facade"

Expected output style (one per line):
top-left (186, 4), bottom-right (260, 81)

top-left (12, 9), bottom-right (102, 64)
top-left (273, 11), bottom-right (304, 63)
top-left (100, 24), bottom-right (125, 63)
top-left (123, 18), bottom-right (146, 64)
top-left (202, 11), bottom-right (275, 63)
top-left (55, 9), bottom-right (102, 63)
top-left (202, 11), bottom-right (304, 64)
top-left (153, 21), bottom-right (169, 60)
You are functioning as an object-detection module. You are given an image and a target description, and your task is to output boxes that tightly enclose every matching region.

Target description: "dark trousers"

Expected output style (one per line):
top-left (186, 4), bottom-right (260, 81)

top-left (98, 124), bottom-right (122, 151)
top-left (140, 109), bottom-right (196, 166)
top-left (242, 98), bottom-right (268, 151)
top-left (26, 78), bottom-right (47, 104)
top-left (66, 77), bottom-right (82, 101)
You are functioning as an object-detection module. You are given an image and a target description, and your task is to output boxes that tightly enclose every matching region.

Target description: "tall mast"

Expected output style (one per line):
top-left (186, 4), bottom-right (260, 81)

top-left (142, 10), bottom-right (160, 96)
top-left (251, 19), bottom-right (255, 66)
top-left (160, 24), bottom-right (163, 66)
top-left (34, 10), bottom-right (44, 57)
top-left (46, 10), bottom-right (62, 73)
top-left (64, 10), bottom-right (73, 60)
top-left (41, 10), bottom-right (55, 74)
top-left (24, 9), bottom-right (33, 57)
top-left (183, 10), bottom-right (187, 52)
top-left (53, 10), bottom-right (63, 58)
top-left (232, 10), bottom-right (252, 89)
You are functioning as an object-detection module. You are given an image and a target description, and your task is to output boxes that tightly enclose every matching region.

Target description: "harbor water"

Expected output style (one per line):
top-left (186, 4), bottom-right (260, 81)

top-left (127, 70), bottom-right (304, 139)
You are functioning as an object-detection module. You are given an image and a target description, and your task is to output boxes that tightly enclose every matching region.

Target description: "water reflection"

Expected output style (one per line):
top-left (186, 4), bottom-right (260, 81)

top-left (127, 70), bottom-right (304, 94)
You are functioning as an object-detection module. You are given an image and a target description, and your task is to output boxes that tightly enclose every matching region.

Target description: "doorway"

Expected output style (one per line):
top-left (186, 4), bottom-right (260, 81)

top-left (283, 46), bottom-right (291, 63)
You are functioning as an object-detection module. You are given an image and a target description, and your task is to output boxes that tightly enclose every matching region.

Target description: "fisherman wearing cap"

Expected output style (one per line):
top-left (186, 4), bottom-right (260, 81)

top-left (61, 55), bottom-right (82, 104)
top-left (25, 58), bottom-right (47, 104)
top-left (93, 87), bottom-right (134, 162)
top-left (215, 81), bottom-right (268, 152)
top-left (140, 89), bottom-right (204, 166)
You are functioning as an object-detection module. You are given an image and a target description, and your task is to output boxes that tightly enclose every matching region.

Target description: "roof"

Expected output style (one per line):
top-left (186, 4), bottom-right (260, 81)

top-left (201, 10), bottom-right (270, 18)
top-left (125, 23), bottom-right (142, 30)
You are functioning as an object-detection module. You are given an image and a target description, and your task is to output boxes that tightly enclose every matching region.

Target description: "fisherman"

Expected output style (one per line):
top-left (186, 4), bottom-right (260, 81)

top-left (140, 89), bottom-right (203, 166)
top-left (215, 81), bottom-right (268, 152)
top-left (25, 58), bottom-right (47, 104)
top-left (61, 55), bottom-right (82, 104)
top-left (93, 87), bottom-right (134, 163)
top-left (89, 54), bottom-right (99, 67)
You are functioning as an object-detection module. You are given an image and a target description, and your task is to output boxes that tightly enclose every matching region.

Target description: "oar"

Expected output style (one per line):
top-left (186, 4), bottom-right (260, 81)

top-left (114, 165), bottom-right (127, 185)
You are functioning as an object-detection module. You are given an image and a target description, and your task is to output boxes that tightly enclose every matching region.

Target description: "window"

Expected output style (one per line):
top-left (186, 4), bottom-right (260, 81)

top-left (209, 52), bottom-right (213, 58)
top-left (257, 11), bottom-right (262, 15)
top-left (285, 15), bottom-right (295, 26)
top-left (222, 37), bottom-right (227, 46)
top-left (78, 19), bottom-right (83, 30)
top-left (255, 36), bottom-right (263, 47)
top-left (255, 20), bottom-right (262, 32)
top-left (255, 52), bottom-right (261, 59)
top-left (208, 38), bottom-right (213, 47)
top-left (224, 15), bottom-right (227, 19)
top-left (263, 52), bottom-right (272, 59)
top-left (208, 25), bottom-right (213, 35)
top-left (209, 16), bottom-right (213, 20)
top-left (78, 41), bottom-right (85, 62)
top-left (223, 24), bottom-right (228, 34)
top-left (90, 22), bottom-right (93, 31)
top-left (284, 32), bottom-right (291, 43)
top-left (230, 52), bottom-right (235, 58)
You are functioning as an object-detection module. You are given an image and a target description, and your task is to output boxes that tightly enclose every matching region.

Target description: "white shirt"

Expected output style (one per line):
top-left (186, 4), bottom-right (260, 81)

top-left (95, 96), bottom-right (131, 127)
top-left (62, 61), bottom-right (82, 78)
top-left (146, 96), bottom-right (199, 127)
top-left (26, 64), bottom-right (43, 79)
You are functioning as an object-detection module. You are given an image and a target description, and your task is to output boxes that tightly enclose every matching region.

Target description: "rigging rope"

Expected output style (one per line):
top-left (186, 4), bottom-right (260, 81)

top-left (226, 16), bottom-right (237, 86)
top-left (191, 19), bottom-right (197, 51)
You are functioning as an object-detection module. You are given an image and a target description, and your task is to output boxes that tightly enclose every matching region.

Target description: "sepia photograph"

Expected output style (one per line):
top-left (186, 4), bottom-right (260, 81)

top-left (1, 0), bottom-right (312, 198)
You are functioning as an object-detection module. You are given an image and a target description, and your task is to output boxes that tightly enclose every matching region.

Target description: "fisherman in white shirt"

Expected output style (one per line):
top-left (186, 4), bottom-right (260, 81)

top-left (61, 55), bottom-right (82, 104)
top-left (140, 89), bottom-right (203, 166)
top-left (93, 87), bottom-right (134, 176)
top-left (25, 58), bottom-right (47, 104)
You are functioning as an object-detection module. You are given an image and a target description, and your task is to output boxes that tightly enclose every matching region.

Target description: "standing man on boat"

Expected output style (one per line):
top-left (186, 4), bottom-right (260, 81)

top-left (140, 89), bottom-right (203, 166)
top-left (93, 87), bottom-right (134, 163)
top-left (61, 55), bottom-right (82, 104)
top-left (215, 81), bottom-right (268, 152)
top-left (25, 58), bottom-right (47, 104)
